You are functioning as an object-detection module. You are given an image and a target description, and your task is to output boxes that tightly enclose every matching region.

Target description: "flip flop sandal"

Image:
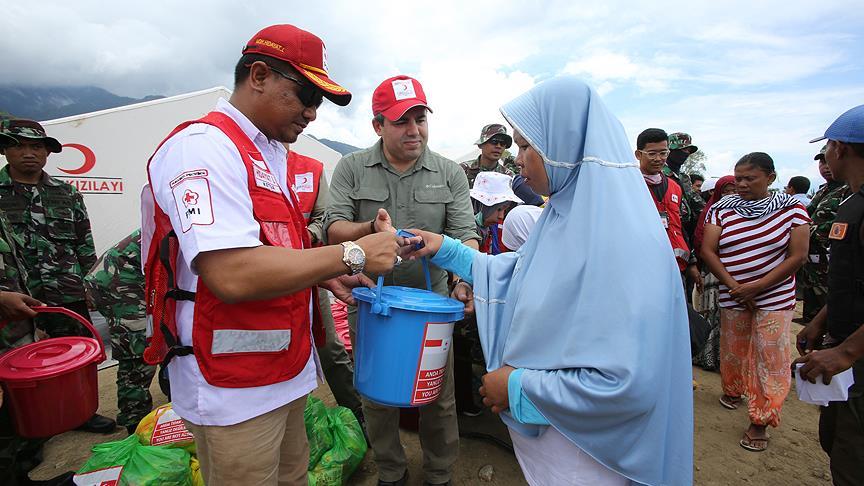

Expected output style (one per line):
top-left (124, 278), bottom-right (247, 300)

top-left (719, 395), bottom-right (741, 410)
top-left (739, 432), bottom-right (769, 452)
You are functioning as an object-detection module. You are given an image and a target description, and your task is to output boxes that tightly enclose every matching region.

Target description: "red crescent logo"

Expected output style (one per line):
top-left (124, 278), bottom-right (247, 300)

top-left (58, 143), bottom-right (96, 175)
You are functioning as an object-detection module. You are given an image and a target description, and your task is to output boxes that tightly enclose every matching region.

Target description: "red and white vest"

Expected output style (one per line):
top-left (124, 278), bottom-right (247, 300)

top-left (287, 151), bottom-right (323, 226)
top-left (142, 111), bottom-right (323, 388)
top-left (646, 175), bottom-right (690, 271)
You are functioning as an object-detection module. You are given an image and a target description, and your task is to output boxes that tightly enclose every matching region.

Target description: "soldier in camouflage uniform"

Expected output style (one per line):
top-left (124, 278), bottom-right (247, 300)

top-left (460, 124), bottom-right (515, 188)
top-left (0, 131), bottom-right (73, 484)
top-left (84, 229), bottom-right (156, 434)
top-left (0, 119), bottom-right (115, 435)
top-left (799, 145), bottom-right (850, 321)
top-left (663, 132), bottom-right (706, 241)
top-left (0, 119), bottom-right (97, 336)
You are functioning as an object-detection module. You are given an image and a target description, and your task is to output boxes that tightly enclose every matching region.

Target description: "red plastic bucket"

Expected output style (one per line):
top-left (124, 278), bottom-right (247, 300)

top-left (0, 306), bottom-right (106, 438)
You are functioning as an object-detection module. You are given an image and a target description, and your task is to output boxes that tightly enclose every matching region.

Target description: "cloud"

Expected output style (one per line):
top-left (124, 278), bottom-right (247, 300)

top-left (1, 0), bottom-right (862, 179)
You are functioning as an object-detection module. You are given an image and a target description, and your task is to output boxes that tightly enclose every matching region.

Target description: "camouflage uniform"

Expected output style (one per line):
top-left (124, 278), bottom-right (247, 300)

top-left (0, 217), bottom-right (33, 351)
top-left (0, 210), bottom-right (38, 485)
top-left (460, 157), bottom-right (515, 189)
top-left (664, 132), bottom-right (705, 244)
top-left (0, 165), bottom-right (96, 337)
top-left (799, 181), bottom-right (850, 320)
top-left (84, 229), bottom-right (155, 429)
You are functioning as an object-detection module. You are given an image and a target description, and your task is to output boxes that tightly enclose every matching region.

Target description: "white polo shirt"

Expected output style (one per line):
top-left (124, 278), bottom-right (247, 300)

top-left (148, 98), bottom-right (319, 426)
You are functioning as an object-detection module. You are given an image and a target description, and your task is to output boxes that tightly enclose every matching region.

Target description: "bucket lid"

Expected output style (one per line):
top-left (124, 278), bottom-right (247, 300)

top-left (0, 337), bottom-right (101, 382)
top-left (353, 285), bottom-right (465, 314)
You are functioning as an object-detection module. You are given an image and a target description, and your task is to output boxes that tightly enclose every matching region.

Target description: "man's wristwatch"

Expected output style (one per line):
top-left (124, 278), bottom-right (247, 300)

top-left (341, 241), bottom-right (366, 275)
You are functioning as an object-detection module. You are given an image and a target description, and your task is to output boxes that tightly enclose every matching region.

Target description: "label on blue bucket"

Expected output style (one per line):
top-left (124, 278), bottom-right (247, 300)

top-left (411, 321), bottom-right (455, 405)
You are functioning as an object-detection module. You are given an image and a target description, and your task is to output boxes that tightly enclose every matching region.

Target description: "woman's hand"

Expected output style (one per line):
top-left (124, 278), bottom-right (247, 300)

top-left (479, 365), bottom-right (515, 414)
top-left (687, 265), bottom-right (704, 294)
top-left (729, 281), bottom-right (764, 304)
top-left (401, 229), bottom-right (444, 260)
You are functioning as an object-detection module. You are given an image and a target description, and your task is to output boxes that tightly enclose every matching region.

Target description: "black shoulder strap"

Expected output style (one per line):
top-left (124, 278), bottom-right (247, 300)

top-left (649, 175), bottom-right (670, 203)
top-left (159, 231), bottom-right (196, 302)
top-left (156, 230), bottom-right (195, 366)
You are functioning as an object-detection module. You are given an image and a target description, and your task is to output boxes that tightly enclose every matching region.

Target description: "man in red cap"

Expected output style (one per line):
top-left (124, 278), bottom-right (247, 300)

top-left (143, 25), bottom-right (409, 485)
top-left (326, 76), bottom-right (479, 486)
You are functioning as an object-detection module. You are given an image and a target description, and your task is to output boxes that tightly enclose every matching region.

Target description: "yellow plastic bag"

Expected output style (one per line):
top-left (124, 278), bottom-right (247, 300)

top-left (135, 403), bottom-right (197, 454)
top-left (190, 457), bottom-right (205, 486)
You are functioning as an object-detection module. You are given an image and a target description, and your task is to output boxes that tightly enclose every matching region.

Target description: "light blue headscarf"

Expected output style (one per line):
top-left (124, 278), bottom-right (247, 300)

top-left (472, 77), bottom-right (693, 485)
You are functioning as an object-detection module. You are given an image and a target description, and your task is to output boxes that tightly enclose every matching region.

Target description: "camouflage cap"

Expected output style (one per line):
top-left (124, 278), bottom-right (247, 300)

top-left (474, 123), bottom-right (513, 148)
top-left (668, 132), bottom-right (698, 154)
top-left (0, 119), bottom-right (62, 153)
top-left (814, 144), bottom-right (828, 161)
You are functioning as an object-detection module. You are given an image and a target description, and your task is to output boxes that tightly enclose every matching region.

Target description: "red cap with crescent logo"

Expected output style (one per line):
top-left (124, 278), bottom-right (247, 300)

top-left (372, 75), bottom-right (432, 121)
top-left (242, 24), bottom-right (351, 106)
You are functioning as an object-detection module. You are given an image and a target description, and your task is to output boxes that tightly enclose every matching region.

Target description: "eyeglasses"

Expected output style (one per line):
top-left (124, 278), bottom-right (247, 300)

top-left (638, 149), bottom-right (670, 159)
top-left (486, 139), bottom-right (508, 147)
top-left (266, 65), bottom-right (324, 108)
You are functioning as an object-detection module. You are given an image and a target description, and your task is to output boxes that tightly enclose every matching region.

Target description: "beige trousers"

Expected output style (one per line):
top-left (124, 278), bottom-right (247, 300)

top-left (184, 395), bottom-right (309, 486)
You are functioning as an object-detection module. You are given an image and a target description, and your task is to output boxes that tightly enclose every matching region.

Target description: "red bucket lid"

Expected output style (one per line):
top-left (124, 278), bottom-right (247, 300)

top-left (0, 337), bottom-right (101, 382)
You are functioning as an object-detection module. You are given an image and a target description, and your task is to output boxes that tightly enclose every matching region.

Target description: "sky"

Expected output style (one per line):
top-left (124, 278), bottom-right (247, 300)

top-left (2, 0), bottom-right (863, 191)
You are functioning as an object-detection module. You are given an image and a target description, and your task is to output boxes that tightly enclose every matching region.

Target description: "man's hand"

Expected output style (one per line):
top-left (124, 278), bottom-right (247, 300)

top-left (793, 347), bottom-right (856, 385)
top-left (451, 282), bottom-right (474, 314)
top-left (796, 321), bottom-right (826, 356)
top-left (322, 274), bottom-right (376, 306)
top-left (479, 365), bottom-right (515, 414)
top-left (0, 291), bottom-right (42, 321)
top-left (687, 265), bottom-right (703, 294)
top-left (355, 232), bottom-right (402, 274)
top-left (373, 208), bottom-right (396, 234)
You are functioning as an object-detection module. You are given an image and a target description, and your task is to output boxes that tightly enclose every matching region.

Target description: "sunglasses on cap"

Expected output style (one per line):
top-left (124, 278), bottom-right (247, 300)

top-left (487, 138), bottom-right (509, 147)
top-left (257, 63), bottom-right (324, 108)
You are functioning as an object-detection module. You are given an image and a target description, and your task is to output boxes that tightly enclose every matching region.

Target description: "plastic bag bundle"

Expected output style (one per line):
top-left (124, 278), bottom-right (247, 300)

top-left (74, 434), bottom-right (192, 486)
top-left (305, 396), bottom-right (334, 468)
top-left (307, 405), bottom-right (368, 485)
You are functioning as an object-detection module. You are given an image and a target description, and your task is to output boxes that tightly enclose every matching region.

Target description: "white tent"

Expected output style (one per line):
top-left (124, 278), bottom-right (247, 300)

top-left (2, 87), bottom-right (341, 255)
top-left (454, 148), bottom-right (480, 164)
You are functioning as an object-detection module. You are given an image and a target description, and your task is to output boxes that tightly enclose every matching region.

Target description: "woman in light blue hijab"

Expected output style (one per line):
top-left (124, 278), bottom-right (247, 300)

top-left (408, 77), bottom-right (693, 485)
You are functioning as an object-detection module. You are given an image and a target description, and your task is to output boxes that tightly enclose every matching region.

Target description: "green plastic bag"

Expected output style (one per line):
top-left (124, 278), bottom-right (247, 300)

top-left (305, 396), bottom-right (334, 468)
top-left (75, 434), bottom-right (193, 485)
top-left (308, 406), bottom-right (368, 485)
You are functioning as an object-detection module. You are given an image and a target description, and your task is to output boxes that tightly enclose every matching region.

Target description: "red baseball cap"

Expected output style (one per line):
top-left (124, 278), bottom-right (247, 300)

top-left (372, 76), bottom-right (432, 121)
top-left (242, 24), bottom-right (351, 106)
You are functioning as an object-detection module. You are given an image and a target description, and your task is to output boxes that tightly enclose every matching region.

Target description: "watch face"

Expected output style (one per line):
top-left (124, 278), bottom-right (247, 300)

top-left (347, 247), bottom-right (365, 265)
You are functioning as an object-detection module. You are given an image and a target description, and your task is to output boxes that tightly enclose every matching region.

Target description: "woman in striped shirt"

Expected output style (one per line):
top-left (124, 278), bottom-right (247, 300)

top-left (701, 152), bottom-right (810, 452)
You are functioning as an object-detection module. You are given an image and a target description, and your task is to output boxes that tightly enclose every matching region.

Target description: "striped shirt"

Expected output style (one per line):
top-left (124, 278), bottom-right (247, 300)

top-left (708, 203), bottom-right (811, 310)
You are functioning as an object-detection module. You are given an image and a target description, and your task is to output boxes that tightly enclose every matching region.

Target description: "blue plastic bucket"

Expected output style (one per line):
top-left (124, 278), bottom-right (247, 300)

top-left (352, 254), bottom-right (464, 407)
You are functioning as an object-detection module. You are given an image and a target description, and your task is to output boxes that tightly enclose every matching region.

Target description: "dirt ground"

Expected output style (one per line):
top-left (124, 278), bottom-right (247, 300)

top-left (31, 324), bottom-right (833, 485)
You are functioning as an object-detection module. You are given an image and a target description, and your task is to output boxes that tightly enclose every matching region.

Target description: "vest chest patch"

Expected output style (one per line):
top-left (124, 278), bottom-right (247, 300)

top-left (829, 222), bottom-right (848, 240)
top-left (671, 194), bottom-right (679, 204)
top-left (254, 166), bottom-right (281, 194)
top-left (293, 172), bottom-right (314, 193)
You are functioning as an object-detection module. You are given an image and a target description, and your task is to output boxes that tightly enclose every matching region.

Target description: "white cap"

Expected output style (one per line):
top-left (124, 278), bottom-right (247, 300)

top-left (700, 176), bottom-right (720, 192)
top-left (470, 172), bottom-right (523, 207)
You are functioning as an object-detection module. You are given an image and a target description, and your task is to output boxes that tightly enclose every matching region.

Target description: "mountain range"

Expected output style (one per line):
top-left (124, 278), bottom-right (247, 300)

top-left (0, 85), bottom-right (360, 155)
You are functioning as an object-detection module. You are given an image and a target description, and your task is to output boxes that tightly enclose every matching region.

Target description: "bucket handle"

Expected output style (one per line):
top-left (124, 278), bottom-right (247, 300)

top-left (0, 306), bottom-right (106, 363)
top-left (371, 230), bottom-right (432, 316)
